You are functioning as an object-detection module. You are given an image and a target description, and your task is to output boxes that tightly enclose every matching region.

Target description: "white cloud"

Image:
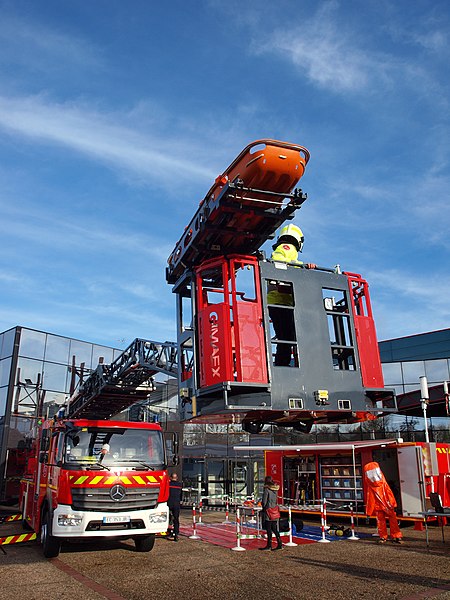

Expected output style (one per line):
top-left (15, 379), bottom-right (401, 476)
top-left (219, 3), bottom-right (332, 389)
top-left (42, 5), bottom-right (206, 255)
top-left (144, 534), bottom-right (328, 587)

top-left (250, 1), bottom-right (375, 93)
top-left (0, 95), bottom-right (216, 188)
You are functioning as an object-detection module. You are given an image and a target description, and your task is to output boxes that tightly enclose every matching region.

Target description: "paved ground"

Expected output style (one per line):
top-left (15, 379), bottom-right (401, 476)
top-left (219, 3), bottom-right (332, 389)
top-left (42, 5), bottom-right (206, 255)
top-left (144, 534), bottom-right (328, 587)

top-left (0, 509), bottom-right (449, 600)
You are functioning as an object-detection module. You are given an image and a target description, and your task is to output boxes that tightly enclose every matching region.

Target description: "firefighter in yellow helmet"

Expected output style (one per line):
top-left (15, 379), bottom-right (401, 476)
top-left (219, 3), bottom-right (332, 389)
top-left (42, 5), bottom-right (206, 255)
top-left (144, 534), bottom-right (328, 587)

top-left (268, 224), bottom-right (316, 366)
top-left (271, 224), bottom-right (305, 264)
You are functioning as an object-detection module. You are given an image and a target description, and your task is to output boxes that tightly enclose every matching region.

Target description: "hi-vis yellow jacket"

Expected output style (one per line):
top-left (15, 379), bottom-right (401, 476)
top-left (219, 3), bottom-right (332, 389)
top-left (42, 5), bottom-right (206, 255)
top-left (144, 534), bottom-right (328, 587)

top-left (267, 242), bottom-right (303, 306)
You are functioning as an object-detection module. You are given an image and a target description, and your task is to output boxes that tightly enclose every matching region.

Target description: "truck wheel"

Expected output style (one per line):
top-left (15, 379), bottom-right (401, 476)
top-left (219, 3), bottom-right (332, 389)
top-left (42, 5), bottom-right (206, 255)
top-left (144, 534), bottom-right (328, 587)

top-left (134, 534), bottom-right (155, 552)
top-left (41, 510), bottom-right (61, 558)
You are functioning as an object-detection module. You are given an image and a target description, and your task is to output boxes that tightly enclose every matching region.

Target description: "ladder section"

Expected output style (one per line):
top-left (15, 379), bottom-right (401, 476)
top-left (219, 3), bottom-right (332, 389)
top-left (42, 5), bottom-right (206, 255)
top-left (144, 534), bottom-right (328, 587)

top-left (67, 339), bottom-right (178, 419)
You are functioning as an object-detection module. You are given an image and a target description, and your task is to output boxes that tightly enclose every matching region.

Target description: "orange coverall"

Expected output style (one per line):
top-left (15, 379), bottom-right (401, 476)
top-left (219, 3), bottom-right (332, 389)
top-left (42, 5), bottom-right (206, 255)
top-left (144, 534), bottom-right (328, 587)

top-left (363, 461), bottom-right (402, 541)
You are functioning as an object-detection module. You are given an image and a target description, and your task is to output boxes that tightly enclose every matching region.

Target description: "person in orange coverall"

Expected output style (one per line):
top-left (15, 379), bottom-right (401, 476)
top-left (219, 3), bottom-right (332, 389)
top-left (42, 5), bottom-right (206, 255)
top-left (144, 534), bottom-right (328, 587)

top-left (363, 461), bottom-right (403, 544)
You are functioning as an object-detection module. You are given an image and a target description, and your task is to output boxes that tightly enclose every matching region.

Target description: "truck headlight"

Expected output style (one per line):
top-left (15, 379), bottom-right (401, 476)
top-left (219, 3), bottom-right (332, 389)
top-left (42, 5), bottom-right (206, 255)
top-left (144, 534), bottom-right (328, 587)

top-left (148, 512), bottom-right (167, 524)
top-left (58, 514), bottom-right (83, 526)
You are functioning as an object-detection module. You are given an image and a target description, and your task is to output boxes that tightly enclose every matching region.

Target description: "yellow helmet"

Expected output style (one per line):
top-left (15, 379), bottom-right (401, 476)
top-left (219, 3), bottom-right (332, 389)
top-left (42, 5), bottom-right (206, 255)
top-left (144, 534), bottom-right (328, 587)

top-left (273, 224), bottom-right (304, 252)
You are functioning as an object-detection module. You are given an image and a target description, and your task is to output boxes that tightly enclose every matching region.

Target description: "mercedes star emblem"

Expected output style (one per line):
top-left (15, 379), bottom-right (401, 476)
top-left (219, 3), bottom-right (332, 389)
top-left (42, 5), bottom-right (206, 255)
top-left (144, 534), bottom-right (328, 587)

top-left (110, 484), bottom-right (126, 502)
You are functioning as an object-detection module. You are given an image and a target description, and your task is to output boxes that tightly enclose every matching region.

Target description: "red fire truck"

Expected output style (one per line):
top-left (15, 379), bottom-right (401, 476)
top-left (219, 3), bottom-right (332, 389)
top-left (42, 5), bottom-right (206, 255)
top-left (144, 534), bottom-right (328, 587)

top-left (260, 439), bottom-right (450, 521)
top-left (19, 339), bottom-right (179, 558)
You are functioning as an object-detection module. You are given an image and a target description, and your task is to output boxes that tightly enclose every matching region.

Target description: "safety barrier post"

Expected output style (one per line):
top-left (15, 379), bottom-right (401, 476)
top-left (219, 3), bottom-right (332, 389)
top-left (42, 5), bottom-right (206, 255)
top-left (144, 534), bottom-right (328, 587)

top-left (222, 497), bottom-right (230, 524)
top-left (231, 507), bottom-right (246, 552)
top-left (318, 499), bottom-right (331, 543)
top-left (197, 497), bottom-right (204, 525)
top-left (248, 505), bottom-right (257, 524)
top-left (348, 504), bottom-right (360, 540)
top-left (189, 502), bottom-right (200, 540)
top-left (283, 506), bottom-right (297, 547)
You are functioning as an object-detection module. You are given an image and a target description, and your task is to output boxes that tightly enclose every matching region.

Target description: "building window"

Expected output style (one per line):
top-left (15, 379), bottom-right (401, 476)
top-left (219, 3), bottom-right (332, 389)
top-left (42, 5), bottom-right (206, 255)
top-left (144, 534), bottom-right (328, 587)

top-left (401, 361), bottom-right (425, 385)
top-left (0, 358), bottom-right (12, 388)
top-left (0, 329), bottom-right (16, 360)
top-left (19, 329), bottom-right (46, 360)
top-left (68, 340), bottom-right (93, 370)
top-left (44, 334), bottom-right (70, 364)
top-left (381, 362), bottom-right (403, 386)
top-left (424, 359), bottom-right (449, 384)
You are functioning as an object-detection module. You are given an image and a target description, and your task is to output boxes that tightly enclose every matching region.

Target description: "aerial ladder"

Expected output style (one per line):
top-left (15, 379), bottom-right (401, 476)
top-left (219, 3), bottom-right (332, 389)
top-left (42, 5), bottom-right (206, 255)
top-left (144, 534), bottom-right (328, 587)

top-left (66, 338), bottom-right (178, 419)
top-left (166, 139), bottom-right (397, 434)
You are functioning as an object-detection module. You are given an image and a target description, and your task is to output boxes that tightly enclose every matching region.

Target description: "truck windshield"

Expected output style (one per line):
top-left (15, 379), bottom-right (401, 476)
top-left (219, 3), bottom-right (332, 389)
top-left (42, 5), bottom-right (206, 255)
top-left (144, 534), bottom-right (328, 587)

top-left (64, 427), bottom-right (165, 469)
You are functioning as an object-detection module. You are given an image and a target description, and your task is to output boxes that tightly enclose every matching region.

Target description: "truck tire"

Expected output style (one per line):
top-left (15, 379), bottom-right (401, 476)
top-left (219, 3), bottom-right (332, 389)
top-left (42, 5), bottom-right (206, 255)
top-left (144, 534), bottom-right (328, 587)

top-left (134, 534), bottom-right (155, 552)
top-left (41, 510), bottom-right (61, 558)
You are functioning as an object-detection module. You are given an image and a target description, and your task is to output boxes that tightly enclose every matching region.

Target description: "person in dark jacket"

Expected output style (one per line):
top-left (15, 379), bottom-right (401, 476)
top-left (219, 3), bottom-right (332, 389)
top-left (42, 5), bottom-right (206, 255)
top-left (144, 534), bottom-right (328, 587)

top-left (167, 473), bottom-right (182, 541)
top-left (260, 475), bottom-right (282, 551)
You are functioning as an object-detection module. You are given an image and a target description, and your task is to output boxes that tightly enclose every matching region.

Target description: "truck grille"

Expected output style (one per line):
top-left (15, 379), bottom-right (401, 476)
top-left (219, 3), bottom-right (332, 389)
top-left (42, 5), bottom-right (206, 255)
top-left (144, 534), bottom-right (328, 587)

top-left (71, 486), bottom-right (160, 512)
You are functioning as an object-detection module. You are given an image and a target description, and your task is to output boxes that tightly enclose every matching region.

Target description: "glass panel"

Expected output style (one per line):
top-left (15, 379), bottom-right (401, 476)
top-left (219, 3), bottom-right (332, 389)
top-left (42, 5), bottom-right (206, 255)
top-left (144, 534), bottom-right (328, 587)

top-left (205, 431), bottom-right (228, 456)
top-left (19, 329), bottom-right (46, 360)
top-left (401, 361), bottom-right (425, 385)
top-left (113, 348), bottom-right (124, 360)
top-left (183, 424), bottom-right (205, 447)
top-left (68, 340), bottom-right (93, 369)
top-left (382, 362), bottom-right (403, 385)
top-left (424, 359), bottom-right (449, 384)
top-left (43, 362), bottom-right (69, 392)
top-left (65, 427), bottom-right (165, 468)
top-left (232, 463), bottom-right (248, 500)
top-left (14, 385), bottom-right (40, 415)
top-left (8, 414), bottom-right (35, 437)
top-left (44, 334), bottom-right (70, 364)
top-left (391, 384), bottom-right (405, 396)
top-left (92, 345), bottom-right (114, 367)
top-left (0, 328), bottom-right (16, 359)
top-left (207, 460), bottom-right (227, 502)
top-left (404, 383), bottom-right (421, 394)
top-left (42, 391), bottom-right (67, 407)
top-left (0, 387), bottom-right (7, 416)
top-left (16, 358), bottom-right (43, 385)
top-left (0, 357), bottom-right (12, 387)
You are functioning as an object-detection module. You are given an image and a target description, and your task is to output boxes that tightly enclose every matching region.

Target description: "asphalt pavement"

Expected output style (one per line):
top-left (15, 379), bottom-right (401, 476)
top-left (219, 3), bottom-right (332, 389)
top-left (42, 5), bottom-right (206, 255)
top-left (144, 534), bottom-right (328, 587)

top-left (0, 508), bottom-right (449, 600)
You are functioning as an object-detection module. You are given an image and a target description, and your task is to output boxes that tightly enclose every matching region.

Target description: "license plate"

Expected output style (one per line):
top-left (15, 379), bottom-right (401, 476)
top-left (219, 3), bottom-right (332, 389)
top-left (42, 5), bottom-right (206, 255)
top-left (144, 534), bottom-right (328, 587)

top-left (102, 515), bottom-right (130, 524)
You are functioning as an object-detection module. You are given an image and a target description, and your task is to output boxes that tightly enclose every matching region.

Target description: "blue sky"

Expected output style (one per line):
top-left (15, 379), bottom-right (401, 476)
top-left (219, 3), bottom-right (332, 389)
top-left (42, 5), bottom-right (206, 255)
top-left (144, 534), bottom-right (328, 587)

top-left (0, 0), bottom-right (449, 350)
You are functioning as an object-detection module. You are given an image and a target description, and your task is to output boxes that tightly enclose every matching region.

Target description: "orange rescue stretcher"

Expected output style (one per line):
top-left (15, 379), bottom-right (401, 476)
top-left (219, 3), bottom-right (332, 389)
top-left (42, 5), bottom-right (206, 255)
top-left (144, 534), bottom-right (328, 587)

top-left (166, 139), bottom-right (310, 284)
top-left (207, 138), bottom-right (310, 206)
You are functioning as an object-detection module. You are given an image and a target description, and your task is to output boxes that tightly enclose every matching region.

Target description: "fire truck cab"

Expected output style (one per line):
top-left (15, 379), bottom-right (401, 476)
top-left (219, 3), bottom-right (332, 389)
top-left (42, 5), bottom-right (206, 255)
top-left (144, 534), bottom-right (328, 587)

top-left (20, 418), bottom-right (170, 557)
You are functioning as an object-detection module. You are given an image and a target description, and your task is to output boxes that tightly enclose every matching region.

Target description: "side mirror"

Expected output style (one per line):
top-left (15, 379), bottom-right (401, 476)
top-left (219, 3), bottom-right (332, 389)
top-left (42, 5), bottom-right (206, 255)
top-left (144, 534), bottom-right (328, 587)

top-left (39, 451), bottom-right (48, 464)
top-left (172, 455), bottom-right (180, 466)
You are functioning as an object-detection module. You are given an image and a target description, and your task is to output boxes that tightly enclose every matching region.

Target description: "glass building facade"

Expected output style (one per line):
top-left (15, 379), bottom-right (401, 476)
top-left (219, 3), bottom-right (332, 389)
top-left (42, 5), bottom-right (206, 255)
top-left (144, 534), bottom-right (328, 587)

top-left (0, 327), bottom-right (127, 502)
top-left (379, 328), bottom-right (450, 397)
top-left (1, 325), bottom-right (449, 504)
